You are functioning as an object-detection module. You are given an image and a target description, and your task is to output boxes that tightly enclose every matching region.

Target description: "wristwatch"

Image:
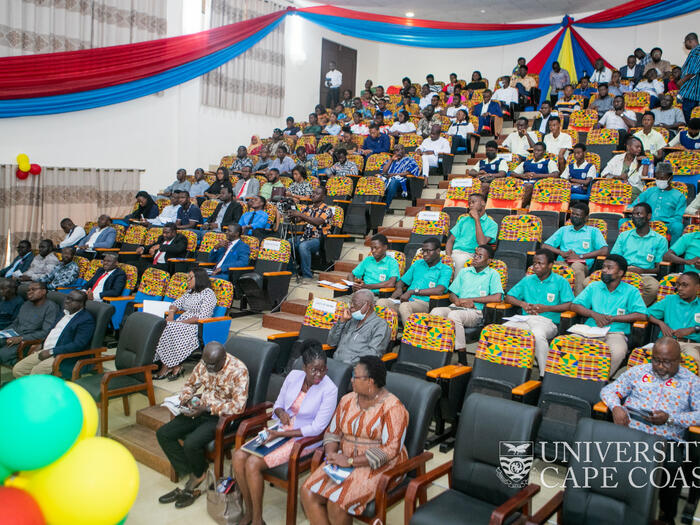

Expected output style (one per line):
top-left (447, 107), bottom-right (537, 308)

top-left (694, 325), bottom-right (700, 334)
top-left (347, 457), bottom-right (354, 466)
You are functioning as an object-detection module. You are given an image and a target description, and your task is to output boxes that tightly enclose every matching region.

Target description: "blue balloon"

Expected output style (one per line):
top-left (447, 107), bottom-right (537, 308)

top-left (0, 375), bottom-right (82, 471)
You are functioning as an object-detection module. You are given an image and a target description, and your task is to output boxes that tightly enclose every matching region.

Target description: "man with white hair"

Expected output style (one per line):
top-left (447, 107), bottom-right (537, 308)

top-left (328, 289), bottom-right (391, 363)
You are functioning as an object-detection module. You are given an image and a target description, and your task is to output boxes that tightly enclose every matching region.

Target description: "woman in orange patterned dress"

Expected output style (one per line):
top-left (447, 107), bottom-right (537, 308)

top-left (301, 356), bottom-right (409, 524)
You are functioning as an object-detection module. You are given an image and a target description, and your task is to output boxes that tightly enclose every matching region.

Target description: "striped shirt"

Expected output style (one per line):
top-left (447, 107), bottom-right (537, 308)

top-left (680, 45), bottom-right (700, 102)
top-left (382, 156), bottom-right (420, 177)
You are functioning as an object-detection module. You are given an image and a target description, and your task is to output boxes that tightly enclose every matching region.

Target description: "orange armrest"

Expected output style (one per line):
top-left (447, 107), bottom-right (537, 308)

top-left (141, 254), bottom-right (153, 258)
top-left (229, 266), bottom-right (255, 271)
top-left (486, 301), bottom-right (511, 310)
top-left (326, 234), bottom-right (351, 238)
top-left (263, 271), bottom-right (292, 277)
top-left (169, 258), bottom-right (195, 262)
top-left (332, 199), bottom-right (351, 204)
top-left (633, 321), bottom-right (648, 329)
top-left (429, 294), bottom-right (450, 300)
top-left (322, 344), bottom-right (335, 351)
top-left (197, 316), bottom-right (232, 324)
top-left (378, 287), bottom-right (395, 293)
top-left (381, 352), bottom-right (398, 362)
top-left (366, 201), bottom-right (387, 206)
top-left (95, 248), bottom-right (119, 252)
top-left (593, 401), bottom-right (609, 414)
top-left (103, 295), bottom-right (136, 302)
top-left (118, 251), bottom-right (139, 255)
top-left (512, 380), bottom-right (541, 396)
top-left (267, 331), bottom-right (301, 341)
top-left (198, 262), bottom-right (216, 267)
top-left (133, 303), bottom-right (143, 309)
top-left (426, 365), bottom-right (472, 379)
top-left (689, 426), bottom-right (700, 435)
top-left (388, 238), bottom-right (408, 244)
top-left (660, 261), bottom-right (670, 266)
top-left (561, 310), bottom-right (577, 319)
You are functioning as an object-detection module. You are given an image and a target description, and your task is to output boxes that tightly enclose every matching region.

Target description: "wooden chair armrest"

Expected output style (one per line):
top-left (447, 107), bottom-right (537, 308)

top-left (72, 354), bottom-right (116, 380)
top-left (388, 238), bottom-right (409, 245)
top-left (234, 411), bottom-right (274, 449)
top-left (381, 352), bottom-right (398, 362)
top-left (326, 234), bottom-right (351, 239)
top-left (321, 344), bottom-right (336, 352)
top-left (310, 447), bottom-right (325, 473)
top-left (426, 365), bottom-right (472, 379)
top-left (374, 451), bottom-right (433, 519)
top-left (16, 338), bottom-right (43, 359)
top-left (263, 271), bottom-right (292, 277)
top-left (118, 251), bottom-right (140, 255)
top-left (52, 346), bottom-right (107, 375)
top-left (561, 310), bottom-right (577, 319)
top-left (378, 287), bottom-right (395, 293)
top-left (332, 199), bottom-right (352, 204)
top-left (485, 301), bottom-right (511, 310)
top-left (103, 295), bottom-right (136, 302)
top-left (215, 402), bottom-right (274, 445)
top-left (366, 201), bottom-right (387, 206)
top-left (633, 320), bottom-right (648, 329)
top-left (267, 331), bottom-right (301, 341)
top-left (491, 483), bottom-right (540, 525)
top-left (197, 316), bottom-right (232, 324)
top-left (512, 380), bottom-right (542, 396)
top-left (101, 364), bottom-right (158, 387)
top-left (525, 490), bottom-right (564, 525)
top-left (95, 248), bottom-right (120, 252)
top-left (405, 461), bottom-right (453, 524)
top-left (289, 434), bottom-right (325, 465)
top-left (593, 401), bottom-right (609, 414)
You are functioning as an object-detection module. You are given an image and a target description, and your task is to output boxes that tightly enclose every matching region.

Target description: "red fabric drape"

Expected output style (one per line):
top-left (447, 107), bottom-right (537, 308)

top-left (576, 0), bottom-right (664, 23)
top-left (570, 28), bottom-right (615, 70)
top-left (526, 29), bottom-right (564, 73)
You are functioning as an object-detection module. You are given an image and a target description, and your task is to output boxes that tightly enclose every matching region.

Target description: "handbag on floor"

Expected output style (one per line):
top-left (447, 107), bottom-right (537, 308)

top-left (206, 466), bottom-right (243, 525)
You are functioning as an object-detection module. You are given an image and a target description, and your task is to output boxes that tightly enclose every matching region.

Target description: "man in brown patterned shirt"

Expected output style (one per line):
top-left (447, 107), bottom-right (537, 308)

top-left (288, 187), bottom-right (333, 280)
top-left (156, 341), bottom-right (249, 508)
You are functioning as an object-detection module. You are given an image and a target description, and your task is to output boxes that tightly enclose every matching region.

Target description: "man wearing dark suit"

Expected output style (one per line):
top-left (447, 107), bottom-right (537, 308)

top-left (82, 253), bottom-right (126, 301)
top-left (472, 89), bottom-right (503, 135)
top-left (136, 223), bottom-right (188, 271)
top-left (619, 55), bottom-right (644, 84)
top-left (199, 187), bottom-right (242, 238)
top-left (208, 224), bottom-right (250, 280)
top-left (13, 289), bottom-right (95, 378)
top-left (531, 100), bottom-right (555, 136)
top-left (1, 240), bottom-right (34, 278)
top-left (77, 214), bottom-right (117, 253)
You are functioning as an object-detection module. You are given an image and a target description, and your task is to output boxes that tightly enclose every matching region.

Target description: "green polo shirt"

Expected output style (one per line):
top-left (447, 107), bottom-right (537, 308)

top-left (400, 259), bottom-right (452, 302)
top-left (507, 272), bottom-right (575, 322)
top-left (450, 214), bottom-right (498, 253)
top-left (670, 232), bottom-right (700, 272)
top-left (648, 295), bottom-right (700, 342)
top-left (573, 280), bottom-right (647, 335)
top-left (447, 266), bottom-right (504, 310)
top-left (544, 225), bottom-right (607, 269)
top-left (631, 187), bottom-right (686, 225)
top-left (352, 254), bottom-right (401, 293)
top-left (610, 229), bottom-right (668, 270)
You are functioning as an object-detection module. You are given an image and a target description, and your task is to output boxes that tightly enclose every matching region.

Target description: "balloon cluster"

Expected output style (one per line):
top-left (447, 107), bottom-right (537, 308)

top-left (0, 375), bottom-right (139, 525)
top-left (15, 153), bottom-right (41, 180)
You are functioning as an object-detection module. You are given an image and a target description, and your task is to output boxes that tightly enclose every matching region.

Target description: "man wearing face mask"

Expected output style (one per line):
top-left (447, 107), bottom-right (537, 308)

top-left (328, 289), bottom-right (391, 364)
top-left (610, 203), bottom-right (668, 305)
top-left (601, 337), bottom-right (700, 524)
top-left (572, 255), bottom-right (648, 374)
top-left (626, 163), bottom-right (685, 243)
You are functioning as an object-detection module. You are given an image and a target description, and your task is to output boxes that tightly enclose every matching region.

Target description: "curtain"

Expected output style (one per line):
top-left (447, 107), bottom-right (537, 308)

top-left (0, 166), bottom-right (140, 264)
top-left (0, 0), bottom-right (167, 57)
top-left (201, 0), bottom-right (285, 117)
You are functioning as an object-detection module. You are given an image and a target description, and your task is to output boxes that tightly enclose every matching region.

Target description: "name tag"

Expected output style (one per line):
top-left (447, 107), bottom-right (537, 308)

top-left (617, 308), bottom-right (626, 316)
top-left (450, 178), bottom-right (473, 188)
top-left (379, 274), bottom-right (386, 281)
top-left (646, 253), bottom-right (654, 263)
top-left (479, 290), bottom-right (487, 297)
top-left (695, 313), bottom-right (700, 323)
top-left (429, 282), bottom-right (436, 288)
top-left (262, 239), bottom-right (281, 251)
top-left (547, 293), bottom-right (555, 302)
top-left (537, 163), bottom-right (543, 169)
top-left (312, 298), bottom-right (337, 315)
top-left (582, 241), bottom-right (590, 250)
top-left (418, 211), bottom-right (441, 221)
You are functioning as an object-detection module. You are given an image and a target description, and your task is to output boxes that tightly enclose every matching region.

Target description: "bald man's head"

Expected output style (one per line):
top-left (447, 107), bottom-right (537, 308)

top-left (651, 337), bottom-right (682, 379)
top-left (202, 341), bottom-right (227, 374)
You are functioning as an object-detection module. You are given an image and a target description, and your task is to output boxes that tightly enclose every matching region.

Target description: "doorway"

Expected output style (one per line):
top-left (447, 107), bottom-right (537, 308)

top-left (319, 39), bottom-right (357, 108)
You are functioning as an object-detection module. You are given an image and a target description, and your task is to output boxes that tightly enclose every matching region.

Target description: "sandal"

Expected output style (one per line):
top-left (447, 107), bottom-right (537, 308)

top-left (154, 367), bottom-right (172, 380)
top-left (174, 488), bottom-right (201, 508)
top-left (167, 366), bottom-right (185, 381)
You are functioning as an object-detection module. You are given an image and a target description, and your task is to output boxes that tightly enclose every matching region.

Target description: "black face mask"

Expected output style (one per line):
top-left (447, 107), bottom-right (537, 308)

top-left (570, 216), bottom-right (585, 227)
top-left (601, 273), bottom-right (614, 284)
top-left (486, 152), bottom-right (497, 160)
top-left (632, 216), bottom-right (647, 228)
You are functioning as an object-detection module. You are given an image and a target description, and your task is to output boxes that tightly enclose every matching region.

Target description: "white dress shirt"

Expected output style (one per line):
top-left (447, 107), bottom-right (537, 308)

top-left (543, 132), bottom-right (573, 155)
top-left (212, 202), bottom-right (230, 232)
top-left (92, 269), bottom-right (115, 301)
top-left (151, 204), bottom-right (181, 226)
top-left (493, 87), bottom-right (519, 107)
top-left (634, 80), bottom-right (664, 97)
top-left (85, 227), bottom-right (105, 249)
top-left (590, 68), bottom-right (613, 84)
top-left (417, 137), bottom-right (451, 176)
top-left (389, 121), bottom-right (417, 134)
top-left (599, 109), bottom-right (637, 131)
top-left (419, 95), bottom-right (434, 110)
top-left (447, 120), bottom-right (475, 139)
top-left (44, 309), bottom-right (81, 353)
top-left (59, 226), bottom-right (86, 248)
top-left (325, 69), bottom-right (342, 89)
top-left (502, 130), bottom-right (539, 157)
top-left (154, 240), bottom-right (173, 265)
top-left (601, 153), bottom-right (645, 192)
top-left (350, 123), bottom-right (369, 135)
top-left (446, 105), bottom-right (469, 121)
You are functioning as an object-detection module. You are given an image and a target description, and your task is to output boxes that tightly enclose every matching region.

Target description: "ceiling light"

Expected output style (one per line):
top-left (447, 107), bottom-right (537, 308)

top-left (480, 9), bottom-right (486, 13)
top-left (405, 11), bottom-right (415, 17)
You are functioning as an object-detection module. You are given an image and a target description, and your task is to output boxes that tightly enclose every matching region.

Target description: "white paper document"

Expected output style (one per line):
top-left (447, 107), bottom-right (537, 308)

top-left (143, 300), bottom-right (171, 317)
top-left (318, 280), bottom-right (348, 289)
top-left (567, 323), bottom-right (610, 338)
top-left (502, 315), bottom-right (531, 323)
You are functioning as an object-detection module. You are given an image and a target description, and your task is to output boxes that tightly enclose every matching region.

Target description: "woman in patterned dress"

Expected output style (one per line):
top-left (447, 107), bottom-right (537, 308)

top-left (153, 269), bottom-right (217, 380)
top-left (301, 355), bottom-right (409, 524)
top-left (233, 341), bottom-right (338, 525)
top-left (286, 166), bottom-right (313, 201)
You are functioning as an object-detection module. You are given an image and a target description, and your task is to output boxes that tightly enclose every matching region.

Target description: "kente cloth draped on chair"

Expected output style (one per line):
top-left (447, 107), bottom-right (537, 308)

top-left (0, 0), bottom-right (696, 117)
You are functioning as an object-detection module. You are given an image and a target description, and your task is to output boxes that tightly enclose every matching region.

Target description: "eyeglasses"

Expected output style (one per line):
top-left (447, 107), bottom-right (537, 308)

top-left (307, 366), bottom-right (327, 375)
top-left (351, 374), bottom-right (369, 380)
top-left (651, 357), bottom-right (679, 367)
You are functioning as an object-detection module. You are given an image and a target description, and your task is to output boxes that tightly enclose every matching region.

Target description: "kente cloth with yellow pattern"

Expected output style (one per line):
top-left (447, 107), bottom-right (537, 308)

top-left (624, 91), bottom-right (650, 110)
top-left (476, 324), bottom-right (534, 369)
top-left (545, 335), bottom-right (611, 381)
top-left (685, 224), bottom-right (700, 235)
top-left (569, 110), bottom-right (598, 130)
top-left (347, 154), bottom-right (365, 171)
top-left (619, 219), bottom-right (668, 237)
top-left (139, 267), bottom-right (169, 296)
top-left (117, 263), bottom-right (138, 291)
top-left (316, 153), bottom-right (335, 171)
top-left (527, 263), bottom-right (575, 291)
top-left (498, 214), bottom-right (542, 242)
top-left (258, 238), bottom-right (291, 263)
top-left (210, 278), bottom-right (233, 308)
top-left (588, 270), bottom-right (644, 291)
top-left (482, 259), bottom-right (508, 291)
top-left (413, 212), bottom-right (450, 236)
top-left (200, 199), bottom-right (220, 219)
top-left (627, 346), bottom-right (699, 375)
top-left (303, 392), bottom-right (409, 516)
top-left (375, 305), bottom-right (398, 340)
top-left (584, 152), bottom-right (601, 173)
top-left (488, 177), bottom-right (524, 200)
top-left (303, 299), bottom-right (348, 330)
top-left (84, 259), bottom-right (102, 281)
top-left (386, 250), bottom-right (406, 274)
top-left (73, 256), bottom-right (89, 279)
top-left (532, 178), bottom-right (571, 204)
top-left (399, 134), bottom-right (422, 148)
top-left (145, 227), bottom-right (163, 246)
top-left (179, 229), bottom-right (198, 252)
top-left (666, 151), bottom-right (700, 176)
top-left (644, 180), bottom-right (688, 196)
top-left (113, 224), bottom-right (125, 244)
top-left (356, 175), bottom-right (386, 196)
top-left (365, 154), bottom-right (392, 173)
top-left (240, 235), bottom-right (260, 261)
top-left (326, 176), bottom-right (353, 197)
top-left (589, 179), bottom-right (632, 205)
top-left (164, 272), bottom-right (189, 301)
top-left (445, 178), bottom-right (482, 201)
top-left (199, 232), bottom-right (227, 254)
top-left (329, 206), bottom-right (344, 230)
top-left (123, 225), bottom-right (147, 245)
top-left (565, 218), bottom-right (608, 238)
top-left (401, 313), bottom-right (455, 352)
top-left (586, 128), bottom-right (619, 145)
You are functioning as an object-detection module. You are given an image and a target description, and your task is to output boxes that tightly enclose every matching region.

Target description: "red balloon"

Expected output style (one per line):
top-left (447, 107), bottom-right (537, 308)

top-left (0, 487), bottom-right (46, 525)
top-left (29, 163), bottom-right (41, 175)
top-left (15, 168), bottom-right (29, 180)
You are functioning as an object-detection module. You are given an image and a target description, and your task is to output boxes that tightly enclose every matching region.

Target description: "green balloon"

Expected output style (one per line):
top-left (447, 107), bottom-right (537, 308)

top-left (0, 462), bottom-right (10, 483)
top-left (115, 515), bottom-right (128, 524)
top-left (0, 375), bottom-right (83, 471)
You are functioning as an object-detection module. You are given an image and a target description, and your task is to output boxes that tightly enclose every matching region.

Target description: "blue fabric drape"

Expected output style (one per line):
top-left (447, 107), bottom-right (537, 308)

top-left (535, 31), bottom-right (567, 105)
top-left (576, 0), bottom-right (699, 28)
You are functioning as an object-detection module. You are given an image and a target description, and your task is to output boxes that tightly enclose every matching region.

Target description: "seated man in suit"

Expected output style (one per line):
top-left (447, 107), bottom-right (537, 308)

top-left (59, 218), bottom-right (86, 248)
top-left (77, 215), bottom-right (117, 254)
top-left (1, 240), bottom-right (33, 278)
top-left (13, 289), bottom-right (95, 378)
top-left (233, 166), bottom-right (260, 203)
top-left (81, 253), bottom-right (126, 302)
top-left (208, 224), bottom-right (250, 280)
top-left (198, 186), bottom-right (242, 238)
top-left (136, 223), bottom-right (188, 271)
top-left (472, 89), bottom-right (503, 135)
top-left (531, 100), bottom-right (555, 135)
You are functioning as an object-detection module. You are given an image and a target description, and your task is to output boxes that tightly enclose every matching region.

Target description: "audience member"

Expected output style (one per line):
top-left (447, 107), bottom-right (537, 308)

top-left (82, 253), bottom-right (126, 302)
top-left (268, 128), bottom-right (286, 155)
top-left (231, 166), bottom-right (259, 203)
top-left (330, 290), bottom-right (391, 363)
top-left (2, 241), bottom-right (34, 279)
top-left (231, 146), bottom-right (254, 171)
top-left (573, 77), bottom-right (595, 106)
top-left (634, 48), bottom-right (652, 68)
top-left (492, 76), bottom-right (519, 109)
top-left (560, 143), bottom-right (597, 197)
top-left (372, 112), bottom-right (391, 134)
top-left (643, 47), bottom-right (672, 79)
top-left (610, 203), bottom-right (667, 305)
top-left (12, 289), bottom-right (95, 378)
top-left (665, 225), bottom-right (700, 271)
top-left (589, 83), bottom-right (613, 116)
top-left (416, 106), bottom-right (442, 138)
top-left (511, 64), bottom-right (538, 105)
top-left (287, 167), bottom-right (313, 199)
top-left (157, 341), bottom-right (248, 508)
top-left (38, 246), bottom-right (79, 290)
top-left (302, 113), bottom-right (323, 138)
top-left (471, 89), bottom-right (503, 134)
top-left (137, 223), bottom-right (188, 271)
top-left (531, 100), bottom-right (555, 135)
top-left (667, 66), bottom-right (682, 92)
top-left (572, 254), bottom-right (647, 374)
top-left (200, 186), bottom-right (241, 234)
top-left (511, 142), bottom-right (559, 207)
top-left (248, 134), bottom-right (263, 155)
top-left (468, 140), bottom-right (508, 195)
top-left (628, 163), bottom-right (684, 243)
top-left (678, 33), bottom-right (700, 123)
top-left (431, 244), bottom-right (503, 364)
top-left (252, 147), bottom-right (271, 172)
top-left (446, 84), bottom-right (467, 106)
top-left (268, 145), bottom-right (296, 176)
top-left (447, 109), bottom-right (475, 154)
top-left (465, 71), bottom-right (486, 91)
top-left (416, 124), bottom-right (450, 178)
top-left (175, 191), bottom-right (203, 229)
top-left (349, 234), bottom-right (400, 293)
top-left (238, 195), bottom-right (270, 240)
top-left (359, 124), bottom-right (391, 157)
top-left (314, 105), bottom-right (330, 127)
top-left (327, 148), bottom-right (359, 177)
top-left (208, 224), bottom-right (250, 279)
top-left (543, 116), bottom-right (572, 156)
top-left (553, 84), bottom-right (580, 123)
top-left (667, 117), bottom-right (700, 149)
top-left (388, 110), bottom-right (416, 136)
top-left (634, 111), bottom-right (667, 158)
top-left (190, 168), bottom-right (210, 199)
top-left (324, 61), bottom-right (342, 107)
top-left (549, 61), bottom-right (571, 102)
top-left (504, 248), bottom-right (574, 372)
top-left (381, 144), bottom-right (418, 206)
top-left (502, 117), bottom-right (537, 157)
top-left (283, 117), bottom-right (300, 136)
top-left (377, 237), bottom-right (451, 324)
top-left (350, 112), bottom-right (369, 135)
top-left (620, 54), bottom-right (644, 83)
top-left (204, 166), bottom-right (233, 200)
top-left (687, 192), bottom-right (700, 215)
top-left (634, 69), bottom-right (664, 108)
top-left (425, 73), bottom-right (440, 93)
top-left (370, 85), bottom-right (386, 107)
top-left (16, 239), bottom-right (59, 282)
top-left (608, 70), bottom-right (631, 97)
top-left (418, 84), bottom-right (433, 110)
top-left (77, 215), bottom-right (117, 251)
top-left (512, 57), bottom-right (527, 74)
top-left (159, 169), bottom-right (191, 197)
top-left (361, 79), bottom-right (374, 97)
top-left (147, 192), bottom-right (181, 227)
top-left (590, 58), bottom-right (613, 84)
top-left (301, 356), bottom-right (408, 523)
top-left (288, 187), bottom-right (333, 280)
top-left (295, 146), bottom-right (319, 178)
top-left (445, 193), bottom-right (498, 275)
top-left (351, 98), bottom-right (372, 120)
top-left (0, 278), bottom-right (22, 330)
top-left (601, 337), bottom-right (699, 524)
top-left (259, 168), bottom-right (285, 201)
top-left (58, 218), bottom-right (86, 248)
top-left (445, 95), bottom-right (468, 121)
top-left (341, 89), bottom-right (354, 108)
top-left (336, 128), bottom-right (357, 153)
top-left (442, 72), bottom-right (460, 94)
top-left (601, 136), bottom-right (648, 198)
top-left (648, 272), bottom-right (700, 366)
top-left (323, 112), bottom-right (342, 135)
top-left (122, 191), bottom-right (158, 224)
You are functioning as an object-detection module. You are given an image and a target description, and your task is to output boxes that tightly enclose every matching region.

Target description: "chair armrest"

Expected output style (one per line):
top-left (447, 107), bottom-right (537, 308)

top-left (405, 461), bottom-right (453, 524)
top-left (197, 316), bottom-right (232, 324)
top-left (267, 331), bottom-right (301, 341)
top-left (263, 271), bottom-right (292, 277)
top-left (491, 483), bottom-right (540, 525)
top-left (53, 346), bottom-right (107, 376)
top-left (512, 380), bottom-right (541, 397)
top-left (16, 339), bottom-right (43, 359)
top-left (198, 262), bottom-right (216, 267)
top-left (103, 295), bottom-right (136, 302)
top-left (593, 401), bottom-right (609, 414)
top-left (289, 434), bottom-right (324, 464)
top-left (366, 201), bottom-right (387, 206)
top-left (71, 354), bottom-right (116, 380)
top-left (426, 365), bottom-right (472, 379)
top-left (525, 490), bottom-right (564, 525)
top-left (429, 294), bottom-right (450, 301)
top-left (228, 266), bottom-right (255, 272)
top-left (215, 401), bottom-right (274, 448)
top-left (118, 251), bottom-right (140, 255)
top-left (374, 451), bottom-right (433, 520)
top-left (381, 352), bottom-right (398, 362)
top-left (234, 410), bottom-right (274, 449)
top-left (310, 447), bottom-right (325, 473)
top-left (95, 248), bottom-right (119, 252)
top-left (689, 426), bottom-right (700, 435)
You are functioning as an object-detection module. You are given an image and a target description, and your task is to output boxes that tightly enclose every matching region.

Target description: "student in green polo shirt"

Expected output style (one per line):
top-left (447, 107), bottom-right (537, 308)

top-left (349, 233), bottom-right (400, 294)
top-left (504, 249), bottom-right (575, 373)
top-left (665, 229), bottom-right (700, 272)
top-left (609, 202), bottom-right (668, 306)
top-left (430, 244), bottom-right (503, 364)
top-left (445, 193), bottom-right (498, 278)
top-left (572, 254), bottom-right (648, 375)
top-left (377, 237), bottom-right (451, 326)
top-left (543, 202), bottom-right (609, 294)
top-left (648, 272), bottom-right (700, 369)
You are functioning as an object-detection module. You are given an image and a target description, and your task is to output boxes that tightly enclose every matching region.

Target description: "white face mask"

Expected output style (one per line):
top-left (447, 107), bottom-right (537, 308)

top-left (63, 309), bottom-right (70, 316)
top-left (656, 180), bottom-right (669, 190)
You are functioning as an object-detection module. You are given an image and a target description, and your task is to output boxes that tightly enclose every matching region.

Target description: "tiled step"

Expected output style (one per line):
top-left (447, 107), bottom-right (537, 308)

top-left (262, 311), bottom-right (304, 332)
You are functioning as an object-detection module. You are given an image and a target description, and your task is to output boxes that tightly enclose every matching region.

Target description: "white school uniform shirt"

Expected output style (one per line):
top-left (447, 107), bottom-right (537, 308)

top-left (492, 87), bottom-right (519, 107)
top-left (447, 120), bottom-right (475, 139)
top-left (543, 132), bottom-right (573, 155)
top-left (590, 68), bottom-right (613, 84)
top-left (599, 109), bottom-right (636, 131)
top-left (325, 69), bottom-right (342, 88)
top-left (350, 123), bottom-right (369, 135)
top-left (59, 226), bottom-right (86, 248)
top-left (419, 95), bottom-right (434, 110)
top-left (502, 130), bottom-right (539, 157)
top-left (446, 105), bottom-right (469, 121)
top-left (44, 309), bottom-right (81, 353)
top-left (561, 161), bottom-right (597, 180)
top-left (389, 121), bottom-right (416, 134)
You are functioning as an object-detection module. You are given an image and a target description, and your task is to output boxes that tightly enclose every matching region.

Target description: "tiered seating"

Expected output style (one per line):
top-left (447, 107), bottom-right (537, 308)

top-left (494, 214), bottom-right (542, 286)
top-left (343, 176), bottom-right (387, 235)
top-left (528, 178), bottom-right (571, 240)
top-left (484, 176), bottom-right (523, 225)
top-left (442, 177), bottom-right (481, 226)
top-left (588, 179), bottom-right (632, 244)
top-left (237, 237), bottom-right (292, 312)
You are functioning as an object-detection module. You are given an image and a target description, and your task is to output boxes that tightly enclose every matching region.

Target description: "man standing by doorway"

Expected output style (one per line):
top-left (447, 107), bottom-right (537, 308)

top-left (324, 61), bottom-right (342, 108)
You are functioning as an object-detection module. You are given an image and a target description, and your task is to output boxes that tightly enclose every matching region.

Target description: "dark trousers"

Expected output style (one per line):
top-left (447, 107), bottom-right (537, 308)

top-left (450, 134), bottom-right (469, 154)
top-left (156, 413), bottom-right (219, 478)
top-left (326, 87), bottom-right (340, 108)
top-left (659, 440), bottom-right (698, 521)
top-left (682, 98), bottom-right (698, 124)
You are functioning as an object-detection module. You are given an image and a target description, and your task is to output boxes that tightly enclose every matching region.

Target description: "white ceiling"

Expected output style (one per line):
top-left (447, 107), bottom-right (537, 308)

top-left (300, 0), bottom-right (621, 24)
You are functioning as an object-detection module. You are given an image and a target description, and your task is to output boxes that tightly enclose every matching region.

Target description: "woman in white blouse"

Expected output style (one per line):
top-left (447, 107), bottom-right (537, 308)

top-left (601, 136), bottom-right (650, 199)
top-left (388, 110), bottom-right (417, 137)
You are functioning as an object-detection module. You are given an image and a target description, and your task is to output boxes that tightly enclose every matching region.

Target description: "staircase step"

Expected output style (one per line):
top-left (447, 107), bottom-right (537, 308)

top-left (335, 260), bottom-right (361, 273)
top-left (280, 298), bottom-right (311, 316)
top-left (262, 311), bottom-right (304, 332)
top-left (111, 424), bottom-right (178, 482)
top-left (405, 206), bottom-right (425, 216)
top-left (136, 405), bottom-right (173, 432)
top-left (416, 198), bottom-right (444, 208)
top-left (376, 226), bottom-right (411, 238)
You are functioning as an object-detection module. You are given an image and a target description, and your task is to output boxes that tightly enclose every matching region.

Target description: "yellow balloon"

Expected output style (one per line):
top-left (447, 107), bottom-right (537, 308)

top-left (18, 161), bottom-right (31, 172)
top-left (6, 437), bottom-right (138, 525)
top-left (65, 382), bottom-right (98, 440)
top-left (16, 153), bottom-right (29, 164)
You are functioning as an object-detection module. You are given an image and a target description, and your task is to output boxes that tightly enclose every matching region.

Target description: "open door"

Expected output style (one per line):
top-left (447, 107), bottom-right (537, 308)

top-left (319, 38), bottom-right (357, 108)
